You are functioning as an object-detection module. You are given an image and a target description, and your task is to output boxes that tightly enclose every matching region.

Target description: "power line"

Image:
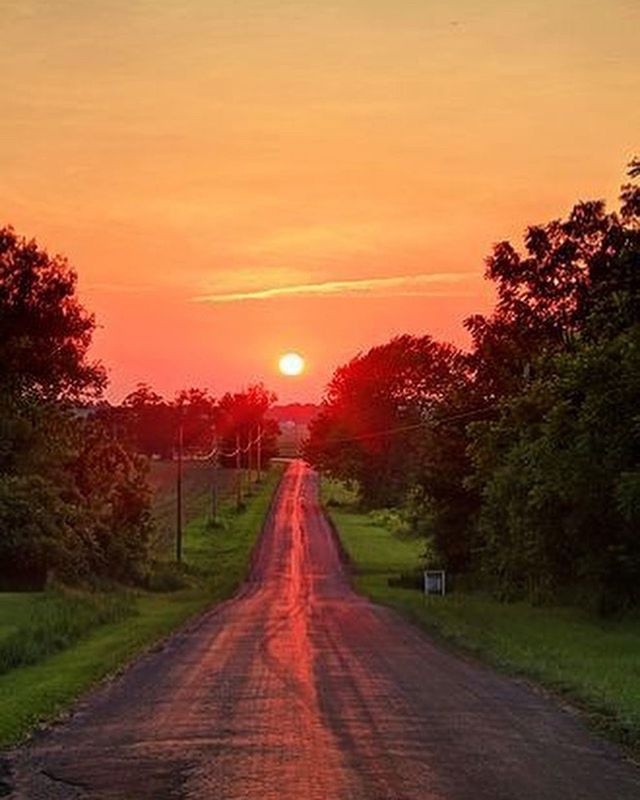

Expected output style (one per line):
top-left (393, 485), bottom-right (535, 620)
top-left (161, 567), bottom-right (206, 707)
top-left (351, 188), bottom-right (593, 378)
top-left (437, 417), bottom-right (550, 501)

top-left (321, 405), bottom-right (494, 445)
top-left (183, 427), bottom-right (268, 461)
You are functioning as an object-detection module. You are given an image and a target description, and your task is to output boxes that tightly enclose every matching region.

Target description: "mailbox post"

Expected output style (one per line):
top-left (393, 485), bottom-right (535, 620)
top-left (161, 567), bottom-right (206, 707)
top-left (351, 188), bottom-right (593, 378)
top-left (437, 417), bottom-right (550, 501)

top-left (424, 570), bottom-right (446, 596)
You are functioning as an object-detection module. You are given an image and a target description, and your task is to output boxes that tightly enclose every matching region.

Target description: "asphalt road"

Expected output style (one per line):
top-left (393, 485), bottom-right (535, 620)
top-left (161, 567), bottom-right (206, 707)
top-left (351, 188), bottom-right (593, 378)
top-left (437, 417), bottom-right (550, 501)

top-left (7, 461), bottom-right (640, 799)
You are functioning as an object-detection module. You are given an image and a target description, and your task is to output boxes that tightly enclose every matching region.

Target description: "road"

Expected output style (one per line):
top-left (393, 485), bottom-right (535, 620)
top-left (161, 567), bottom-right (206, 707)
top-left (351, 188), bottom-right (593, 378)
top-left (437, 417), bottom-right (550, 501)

top-left (7, 461), bottom-right (640, 799)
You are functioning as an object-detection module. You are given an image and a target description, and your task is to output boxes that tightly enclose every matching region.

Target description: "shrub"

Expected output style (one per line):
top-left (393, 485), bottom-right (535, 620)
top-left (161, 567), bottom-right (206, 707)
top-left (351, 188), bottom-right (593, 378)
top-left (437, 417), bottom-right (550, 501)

top-left (0, 475), bottom-right (85, 589)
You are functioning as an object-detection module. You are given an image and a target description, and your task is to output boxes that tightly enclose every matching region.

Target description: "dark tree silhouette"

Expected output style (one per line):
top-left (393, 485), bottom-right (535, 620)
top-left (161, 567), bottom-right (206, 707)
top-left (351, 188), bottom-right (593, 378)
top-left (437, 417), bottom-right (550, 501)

top-left (306, 335), bottom-right (469, 508)
top-left (216, 384), bottom-right (279, 467)
top-left (0, 226), bottom-right (105, 401)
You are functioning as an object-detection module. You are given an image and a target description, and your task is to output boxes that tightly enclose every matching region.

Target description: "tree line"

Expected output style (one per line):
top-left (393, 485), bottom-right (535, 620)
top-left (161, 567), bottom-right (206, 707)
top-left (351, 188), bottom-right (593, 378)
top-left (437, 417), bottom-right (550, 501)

top-left (0, 227), bottom-right (278, 589)
top-left (306, 160), bottom-right (640, 613)
top-left (96, 383), bottom-right (279, 467)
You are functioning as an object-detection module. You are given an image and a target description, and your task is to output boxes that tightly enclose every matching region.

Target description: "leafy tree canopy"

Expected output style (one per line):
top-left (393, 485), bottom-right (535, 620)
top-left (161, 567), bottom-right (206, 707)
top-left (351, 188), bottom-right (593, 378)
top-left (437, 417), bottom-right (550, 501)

top-left (0, 226), bottom-right (105, 402)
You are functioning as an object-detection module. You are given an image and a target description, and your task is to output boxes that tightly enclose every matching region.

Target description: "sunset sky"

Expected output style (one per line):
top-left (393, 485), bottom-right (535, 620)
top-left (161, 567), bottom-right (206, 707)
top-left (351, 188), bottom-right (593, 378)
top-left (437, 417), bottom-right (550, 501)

top-left (2, 1), bottom-right (638, 403)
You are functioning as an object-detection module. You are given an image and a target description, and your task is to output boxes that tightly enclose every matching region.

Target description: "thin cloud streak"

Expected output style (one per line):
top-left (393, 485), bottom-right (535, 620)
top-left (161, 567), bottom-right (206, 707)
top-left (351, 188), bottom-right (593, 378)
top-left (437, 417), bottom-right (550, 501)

top-left (193, 272), bottom-right (476, 303)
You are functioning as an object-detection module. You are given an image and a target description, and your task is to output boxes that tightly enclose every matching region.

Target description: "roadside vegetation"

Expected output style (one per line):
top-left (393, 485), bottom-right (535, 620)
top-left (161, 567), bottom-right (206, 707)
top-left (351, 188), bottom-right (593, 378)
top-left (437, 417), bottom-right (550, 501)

top-left (0, 225), bottom-right (284, 746)
top-left (307, 160), bottom-right (640, 614)
top-left (0, 466), bottom-right (280, 747)
top-left (312, 161), bottom-right (640, 753)
top-left (324, 480), bottom-right (640, 753)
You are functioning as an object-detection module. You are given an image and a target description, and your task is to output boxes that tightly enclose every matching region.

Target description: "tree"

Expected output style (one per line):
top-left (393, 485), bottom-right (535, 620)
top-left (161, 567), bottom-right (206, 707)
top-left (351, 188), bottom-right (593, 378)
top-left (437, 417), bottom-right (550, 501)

top-left (469, 325), bottom-right (640, 610)
top-left (307, 160), bottom-right (640, 595)
top-left (120, 384), bottom-right (176, 459)
top-left (0, 474), bottom-right (79, 589)
top-left (465, 160), bottom-right (640, 400)
top-left (216, 384), bottom-right (279, 467)
top-left (305, 335), bottom-right (470, 508)
top-left (173, 387), bottom-right (217, 454)
top-left (0, 227), bottom-right (152, 589)
top-left (466, 160), bottom-right (640, 609)
top-left (0, 226), bottom-right (105, 402)
top-left (0, 411), bottom-right (153, 589)
top-left (69, 420), bottom-right (153, 583)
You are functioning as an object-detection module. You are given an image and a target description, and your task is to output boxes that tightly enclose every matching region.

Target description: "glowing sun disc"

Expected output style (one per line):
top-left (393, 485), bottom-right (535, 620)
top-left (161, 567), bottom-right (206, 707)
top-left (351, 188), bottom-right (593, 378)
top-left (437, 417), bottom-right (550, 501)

top-left (279, 352), bottom-right (305, 376)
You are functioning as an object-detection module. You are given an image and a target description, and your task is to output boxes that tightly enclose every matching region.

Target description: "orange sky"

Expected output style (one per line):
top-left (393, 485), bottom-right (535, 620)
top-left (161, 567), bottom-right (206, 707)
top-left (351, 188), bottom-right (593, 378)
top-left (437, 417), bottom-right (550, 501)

top-left (2, 1), bottom-right (638, 403)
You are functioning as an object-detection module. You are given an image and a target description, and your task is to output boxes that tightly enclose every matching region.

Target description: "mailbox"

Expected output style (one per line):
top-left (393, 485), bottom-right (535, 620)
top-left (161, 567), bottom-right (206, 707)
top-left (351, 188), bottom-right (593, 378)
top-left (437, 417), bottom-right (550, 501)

top-left (424, 570), bottom-right (446, 596)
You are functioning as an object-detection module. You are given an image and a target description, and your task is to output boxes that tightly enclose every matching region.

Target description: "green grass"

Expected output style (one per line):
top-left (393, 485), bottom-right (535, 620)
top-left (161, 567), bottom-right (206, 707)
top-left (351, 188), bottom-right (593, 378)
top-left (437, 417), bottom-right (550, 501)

top-left (325, 482), bottom-right (640, 754)
top-left (0, 467), bottom-right (280, 748)
top-left (329, 509), bottom-right (424, 577)
top-left (0, 590), bottom-right (135, 675)
top-left (147, 460), bottom-right (239, 554)
top-left (0, 593), bottom-right (40, 640)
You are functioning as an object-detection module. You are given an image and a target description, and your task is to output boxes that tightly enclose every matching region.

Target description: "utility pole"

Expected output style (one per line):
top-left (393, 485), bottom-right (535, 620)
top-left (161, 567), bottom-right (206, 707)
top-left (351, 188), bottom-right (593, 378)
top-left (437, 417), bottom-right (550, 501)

top-left (235, 432), bottom-right (242, 510)
top-left (247, 430), bottom-right (253, 490)
top-left (247, 428), bottom-right (253, 488)
top-left (176, 419), bottom-right (183, 563)
top-left (211, 449), bottom-right (218, 524)
top-left (257, 424), bottom-right (262, 483)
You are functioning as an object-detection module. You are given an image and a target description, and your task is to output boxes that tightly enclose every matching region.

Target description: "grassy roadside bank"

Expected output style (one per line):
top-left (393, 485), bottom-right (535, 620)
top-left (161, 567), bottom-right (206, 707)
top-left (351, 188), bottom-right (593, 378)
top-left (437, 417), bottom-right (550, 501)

top-left (323, 481), bottom-right (640, 754)
top-left (0, 467), bottom-right (281, 748)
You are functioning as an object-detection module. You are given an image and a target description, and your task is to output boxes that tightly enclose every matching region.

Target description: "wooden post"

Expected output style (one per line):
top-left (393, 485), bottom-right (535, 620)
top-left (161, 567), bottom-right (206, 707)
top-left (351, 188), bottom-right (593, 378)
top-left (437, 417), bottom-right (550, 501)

top-left (235, 432), bottom-right (242, 510)
top-left (257, 424), bottom-right (262, 482)
top-left (247, 428), bottom-right (253, 487)
top-left (211, 451), bottom-right (218, 524)
top-left (176, 420), bottom-right (183, 562)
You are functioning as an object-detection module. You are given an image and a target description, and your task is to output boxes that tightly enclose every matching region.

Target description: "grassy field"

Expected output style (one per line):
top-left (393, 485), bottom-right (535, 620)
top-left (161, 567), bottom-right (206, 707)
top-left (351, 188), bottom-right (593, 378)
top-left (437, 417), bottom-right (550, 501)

top-left (323, 479), bottom-right (640, 753)
top-left (147, 460), bottom-right (239, 553)
top-left (0, 465), bottom-right (280, 748)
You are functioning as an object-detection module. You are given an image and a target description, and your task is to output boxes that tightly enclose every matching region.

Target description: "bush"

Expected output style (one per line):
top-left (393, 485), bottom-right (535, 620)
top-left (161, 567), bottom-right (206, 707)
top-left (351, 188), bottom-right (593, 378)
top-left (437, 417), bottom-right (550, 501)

top-left (0, 413), bottom-right (154, 588)
top-left (368, 508), bottom-right (412, 537)
top-left (322, 477), bottom-right (359, 508)
top-left (470, 327), bottom-right (640, 610)
top-left (0, 475), bottom-right (85, 589)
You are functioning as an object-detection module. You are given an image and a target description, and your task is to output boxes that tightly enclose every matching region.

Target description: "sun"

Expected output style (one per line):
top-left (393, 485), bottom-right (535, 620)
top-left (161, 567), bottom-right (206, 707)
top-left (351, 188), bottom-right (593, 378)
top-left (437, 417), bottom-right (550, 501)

top-left (279, 352), bottom-right (305, 376)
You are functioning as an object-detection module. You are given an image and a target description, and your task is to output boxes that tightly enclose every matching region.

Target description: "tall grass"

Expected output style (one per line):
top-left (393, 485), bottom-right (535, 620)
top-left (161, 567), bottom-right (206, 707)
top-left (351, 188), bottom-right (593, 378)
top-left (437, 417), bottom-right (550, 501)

top-left (0, 466), bottom-right (282, 747)
top-left (0, 590), bottom-right (136, 675)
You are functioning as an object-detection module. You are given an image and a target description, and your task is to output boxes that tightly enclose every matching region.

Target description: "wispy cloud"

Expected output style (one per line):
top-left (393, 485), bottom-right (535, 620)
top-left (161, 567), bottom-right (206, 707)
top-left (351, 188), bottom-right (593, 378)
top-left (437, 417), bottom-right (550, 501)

top-left (193, 272), bottom-right (476, 303)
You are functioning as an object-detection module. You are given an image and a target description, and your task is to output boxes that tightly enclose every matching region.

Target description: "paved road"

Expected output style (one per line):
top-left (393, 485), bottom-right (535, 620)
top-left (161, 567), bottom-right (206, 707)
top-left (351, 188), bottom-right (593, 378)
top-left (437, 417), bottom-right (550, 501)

top-left (7, 461), bottom-right (640, 799)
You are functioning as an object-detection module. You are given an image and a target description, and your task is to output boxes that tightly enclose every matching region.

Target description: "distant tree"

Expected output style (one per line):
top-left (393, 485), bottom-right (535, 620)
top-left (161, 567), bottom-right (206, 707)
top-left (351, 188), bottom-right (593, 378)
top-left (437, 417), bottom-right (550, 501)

top-left (216, 384), bottom-right (279, 467)
top-left (0, 226), bottom-right (105, 402)
top-left (625, 156), bottom-right (640, 181)
top-left (120, 384), bottom-right (175, 459)
top-left (173, 387), bottom-right (217, 454)
top-left (305, 335), bottom-right (470, 508)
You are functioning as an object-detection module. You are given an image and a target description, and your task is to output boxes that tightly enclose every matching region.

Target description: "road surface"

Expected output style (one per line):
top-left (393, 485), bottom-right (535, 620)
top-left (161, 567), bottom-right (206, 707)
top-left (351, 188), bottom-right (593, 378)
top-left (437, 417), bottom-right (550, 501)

top-left (6, 461), bottom-right (640, 799)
